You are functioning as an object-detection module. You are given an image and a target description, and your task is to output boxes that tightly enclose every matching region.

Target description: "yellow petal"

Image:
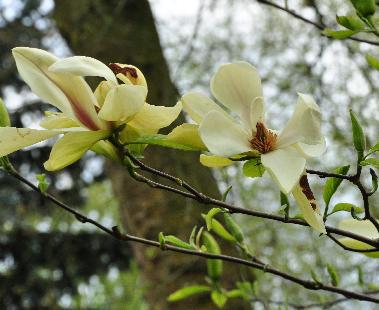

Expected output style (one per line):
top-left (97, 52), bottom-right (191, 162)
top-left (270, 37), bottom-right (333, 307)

top-left (44, 130), bottom-right (110, 171)
top-left (199, 154), bottom-right (234, 167)
top-left (167, 124), bottom-right (206, 150)
top-left (0, 127), bottom-right (62, 156)
top-left (109, 63), bottom-right (147, 87)
top-left (94, 81), bottom-right (113, 108)
top-left (91, 140), bottom-right (121, 162)
top-left (40, 113), bottom-right (80, 129)
top-left (128, 101), bottom-right (182, 130)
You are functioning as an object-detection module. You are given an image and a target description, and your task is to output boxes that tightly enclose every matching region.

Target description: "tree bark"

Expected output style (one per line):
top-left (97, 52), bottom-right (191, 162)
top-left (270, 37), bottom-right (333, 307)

top-left (53, 1), bottom-right (249, 309)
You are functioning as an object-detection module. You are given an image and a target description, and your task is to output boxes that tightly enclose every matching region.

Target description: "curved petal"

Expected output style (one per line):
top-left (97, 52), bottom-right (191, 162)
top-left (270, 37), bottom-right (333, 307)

top-left (0, 127), bottom-right (62, 156)
top-left (49, 56), bottom-right (118, 84)
top-left (261, 147), bottom-right (306, 194)
top-left (292, 177), bottom-right (326, 234)
top-left (277, 93), bottom-right (323, 148)
top-left (338, 219), bottom-right (379, 258)
top-left (295, 137), bottom-right (327, 158)
top-left (128, 101), bottom-right (182, 130)
top-left (44, 130), bottom-right (110, 171)
top-left (98, 84), bottom-right (147, 122)
top-left (181, 92), bottom-right (228, 124)
top-left (40, 113), bottom-right (80, 129)
top-left (12, 47), bottom-right (106, 131)
top-left (94, 81), bottom-right (113, 108)
top-left (249, 97), bottom-right (265, 134)
top-left (109, 63), bottom-right (147, 87)
top-left (199, 110), bottom-right (251, 157)
top-left (210, 62), bottom-right (262, 118)
top-left (199, 154), bottom-right (234, 167)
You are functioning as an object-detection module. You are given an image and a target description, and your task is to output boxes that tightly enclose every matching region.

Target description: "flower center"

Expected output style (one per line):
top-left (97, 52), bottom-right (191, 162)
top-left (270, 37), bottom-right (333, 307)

top-left (250, 122), bottom-right (278, 154)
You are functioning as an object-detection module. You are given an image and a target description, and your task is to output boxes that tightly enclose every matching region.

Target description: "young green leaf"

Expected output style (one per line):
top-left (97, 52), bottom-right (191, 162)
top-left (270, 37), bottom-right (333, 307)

top-left (167, 285), bottom-right (211, 302)
top-left (208, 218), bottom-right (236, 242)
top-left (223, 213), bottom-right (244, 243)
top-left (323, 28), bottom-right (358, 39)
top-left (366, 54), bottom-right (379, 71)
top-left (323, 165), bottom-right (350, 207)
top-left (336, 15), bottom-right (365, 30)
top-left (351, 0), bottom-right (376, 17)
top-left (0, 98), bottom-right (10, 127)
top-left (165, 235), bottom-right (196, 250)
top-left (189, 225), bottom-right (197, 247)
top-left (202, 231), bottom-right (222, 281)
top-left (330, 203), bottom-right (364, 215)
top-left (221, 185), bottom-right (233, 202)
top-left (369, 168), bottom-right (378, 193)
top-left (158, 232), bottom-right (166, 249)
top-left (280, 192), bottom-right (290, 219)
top-left (357, 266), bottom-right (364, 286)
top-left (242, 158), bottom-right (265, 178)
top-left (205, 208), bottom-right (223, 230)
top-left (349, 110), bottom-right (366, 157)
top-left (369, 142), bottom-right (379, 153)
top-left (360, 158), bottom-right (379, 169)
top-left (211, 290), bottom-right (228, 308)
top-left (326, 264), bottom-right (340, 286)
top-left (225, 289), bottom-right (245, 299)
top-left (310, 269), bottom-right (322, 284)
top-left (131, 134), bottom-right (203, 151)
top-left (36, 174), bottom-right (49, 194)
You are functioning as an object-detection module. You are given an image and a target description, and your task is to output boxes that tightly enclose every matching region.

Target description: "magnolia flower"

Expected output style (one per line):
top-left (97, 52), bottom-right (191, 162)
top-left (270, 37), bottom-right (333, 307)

top-left (181, 62), bottom-right (326, 233)
top-left (0, 47), bottom-right (181, 170)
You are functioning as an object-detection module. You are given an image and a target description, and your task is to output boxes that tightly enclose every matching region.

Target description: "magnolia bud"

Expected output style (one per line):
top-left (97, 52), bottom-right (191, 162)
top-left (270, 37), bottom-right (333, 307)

top-left (0, 98), bottom-right (10, 127)
top-left (351, 0), bottom-right (376, 17)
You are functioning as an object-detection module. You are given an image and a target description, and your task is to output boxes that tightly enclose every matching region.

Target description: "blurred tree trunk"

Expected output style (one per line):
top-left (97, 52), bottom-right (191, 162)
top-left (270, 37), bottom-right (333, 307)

top-left (53, 1), bottom-right (249, 309)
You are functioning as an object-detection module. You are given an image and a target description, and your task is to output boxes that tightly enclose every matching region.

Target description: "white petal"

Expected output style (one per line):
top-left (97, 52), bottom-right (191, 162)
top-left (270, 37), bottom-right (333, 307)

top-left (249, 97), bottom-right (265, 133)
top-left (292, 181), bottom-right (326, 234)
top-left (199, 110), bottom-right (251, 157)
top-left (0, 127), bottom-right (62, 156)
top-left (98, 84), bottom-right (147, 122)
top-left (49, 56), bottom-right (118, 84)
top-left (181, 92), bottom-right (228, 124)
top-left (128, 101), bottom-right (182, 130)
top-left (277, 93), bottom-right (323, 148)
top-left (210, 62), bottom-right (262, 117)
top-left (44, 130), bottom-right (110, 171)
top-left (295, 137), bottom-right (326, 158)
top-left (261, 147), bottom-right (306, 194)
top-left (199, 154), bottom-right (234, 167)
top-left (12, 47), bottom-right (106, 131)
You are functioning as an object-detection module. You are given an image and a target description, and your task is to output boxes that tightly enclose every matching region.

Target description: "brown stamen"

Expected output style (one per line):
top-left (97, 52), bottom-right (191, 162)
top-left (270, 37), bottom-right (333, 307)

top-left (299, 174), bottom-right (317, 210)
top-left (250, 122), bottom-right (278, 154)
top-left (108, 63), bottom-right (138, 78)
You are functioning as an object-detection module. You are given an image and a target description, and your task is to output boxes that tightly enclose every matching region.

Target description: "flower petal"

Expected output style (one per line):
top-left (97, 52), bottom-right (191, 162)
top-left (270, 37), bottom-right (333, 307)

top-left (94, 81), bottom-right (113, 108)
top-left (167, 123), bottom-right (206, 150)
top-left (249, 97), bottom-right (265, 133)
top-left (199, 154), bottom-right (234, 167)
top-left (277, 93), bottom-right (323, 148)
top-left (40, 113), bottom-right (80, 129)
top-left (109, 63), bottom-right (147, 87)
top-left (44, 130), bottom-right (110, 171)
top-left (49, 56), bottom-right (118, 84)
top-left (338, 219), bottom-right (379, 258)
top-left (128, 101), bottom-right (182, 130)
top-left (91, 140), bottom-right (121, 162)
top-left (199, 110), bottom-right (251, 157)
top-left (12, 47), bottom-right (106, 130)
top-left (98, 84), bottom-right (147, 122)
top-left (181, 92), bottom-right (228, 124)
top-left (292, 176), bottom-right (326, 234)
top-left (0, 127), bottom-right (62, 156)
top-left (295, 138), bottom-right (327, 158)
top-left (261, 147), bottom-right (306, 194)
top-left (210, 62), bottom-right (262, 117)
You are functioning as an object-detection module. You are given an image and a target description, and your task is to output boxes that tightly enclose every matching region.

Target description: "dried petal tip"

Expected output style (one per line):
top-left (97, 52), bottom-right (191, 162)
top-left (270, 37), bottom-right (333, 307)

top-left (250, 122), bottom-right (277, 154)
top-left (108, 63), bottom-right (147, 87)
top-left (299, 174), bottom-right (317, 211)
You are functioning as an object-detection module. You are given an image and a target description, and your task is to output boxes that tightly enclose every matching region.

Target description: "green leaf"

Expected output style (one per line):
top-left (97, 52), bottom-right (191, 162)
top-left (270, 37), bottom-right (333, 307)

top-left (357, 266), bottom-right (364, 286)
top-left (310, 269), bottom-right (322, 284)
top-left (167, 285), bottom-right (211, 302)
top-left (323, 28), bottom-right (358, 39)
top-left (369, 142), bottom-right (379, 153)
top-left (349, 110), bottom-right (366, 156)
top-left (189, 226), bottom-right (197, 247)
top-left (221, 185), bottom-right (233, 202)
top-left (366, 54), bottom-right (379, 71)
top-left (336, 15), bottom-right (365, 30)
top-left (326, 264), bottom-right (340, 286)
top-left (351, 0), bottom-right (376, 17)
top-left (209, 218), bottom-right (236, 242)
top-left (36, 174), bottom-right (49, 194)
top-left (360, 158), bottom-right (379, 169)
top-left (131, 134), bottom-right (202, 151)
top-left (158, 232), bottom-right (165, 249)
top-left (279, 192), bottom-right (290, 219)
top-left (225, 289), bottom-right (245, 299)
top-left (223, 213), bottom-right (244, 243)
top-left (0, 98), bottom-right (10, 127)
top-left (370, 168), bottom-right (378, 193)
top-left (205, 208), bottom-right (223, 230)
top-left (330, 203), bottom-right (364, 215)
top-left (211, 290), bottom-right (228, 308)
top-left (242, 158), bottom-right (265, 178)
top-left (202, 232), bottom-right (222, 280)
top-left (165, 235), bottom-right (196, 250)
top-left (323, 165), bottom-right (350, 207)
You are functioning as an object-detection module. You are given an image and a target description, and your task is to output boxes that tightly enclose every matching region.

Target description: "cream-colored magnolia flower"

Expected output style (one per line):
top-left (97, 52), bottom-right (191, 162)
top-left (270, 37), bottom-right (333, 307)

top-left (181, 61), bottom-right (326, 233)
top-left (338, 219), bottom-right (379, 258)
top-left (0, 47), bottom-right (181, 171)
